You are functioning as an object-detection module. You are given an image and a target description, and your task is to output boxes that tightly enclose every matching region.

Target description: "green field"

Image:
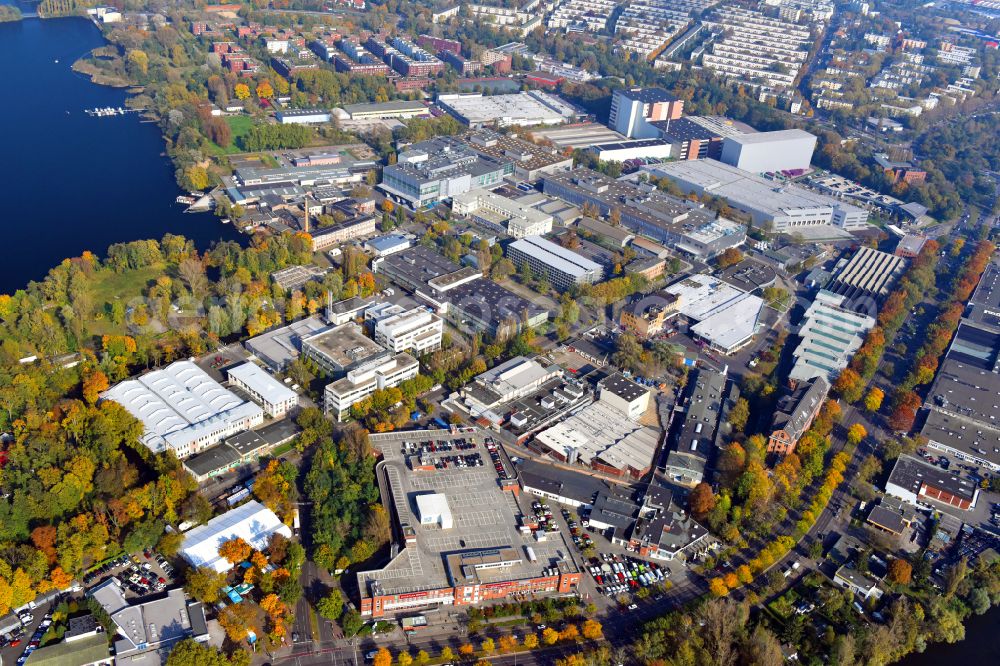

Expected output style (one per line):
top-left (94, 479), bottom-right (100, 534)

top-left (89, 263), bottom-right (167, 335)
top-left (205, 115), bottom-right (256, 156)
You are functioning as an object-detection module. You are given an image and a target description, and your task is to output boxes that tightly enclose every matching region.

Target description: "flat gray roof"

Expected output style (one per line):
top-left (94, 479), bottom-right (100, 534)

top-left (724, 128), bottom-right (815, 145)
top-left (358, 430), bottom-right (579, 598)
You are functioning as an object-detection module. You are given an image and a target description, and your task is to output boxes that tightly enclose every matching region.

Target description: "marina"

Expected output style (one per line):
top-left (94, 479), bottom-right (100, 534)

top-left (84, 106), bottom-right (142, 117)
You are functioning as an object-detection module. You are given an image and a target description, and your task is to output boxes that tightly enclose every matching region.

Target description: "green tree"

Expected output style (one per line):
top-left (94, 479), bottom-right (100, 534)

top-left (184, 567), bottom-right (227, 604)
top-left (167, 639), bottom-right (249, 666)
top-left (316, 589), bottom-right (343, 620)
top-left (341, 609), bottom-right (364, 636)
top-left (728, 398), bottom-right (750, 432)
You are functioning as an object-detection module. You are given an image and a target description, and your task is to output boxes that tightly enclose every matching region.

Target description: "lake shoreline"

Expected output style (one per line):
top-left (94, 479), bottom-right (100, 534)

top-left (0, 15), bottom-right (242, 294)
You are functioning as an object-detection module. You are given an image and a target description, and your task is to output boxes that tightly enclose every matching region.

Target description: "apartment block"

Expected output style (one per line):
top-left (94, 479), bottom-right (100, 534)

top-left (701, 7), bottom-right (812, 91)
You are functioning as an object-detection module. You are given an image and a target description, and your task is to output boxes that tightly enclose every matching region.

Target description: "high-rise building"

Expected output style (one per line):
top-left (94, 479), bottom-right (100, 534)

top-left (608, 88), bottom-right (684, 138)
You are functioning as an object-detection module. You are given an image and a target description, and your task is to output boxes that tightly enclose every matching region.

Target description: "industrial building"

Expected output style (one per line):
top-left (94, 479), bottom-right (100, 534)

top-left (324, 352), bottom-right (420, 421)
top-left (452, 190), bottom-right (554, 238)
top-left (919, 262), bottom-right (1000, 471)
top-left (364, 234), bottom-right (413, 257)
top-left (101, 360), bottom-right (264, 459)
top-left (310, 215), bottom-right (378, 251)
top-left (619, 291), bottom-right (681, 337)
top-left (767, 376), bottom-right (830, 455)
top-left (357, 429), bottom-right (581, 617)
top-left (460, 356), bottom-right (564, 416)
top-left (276, 108), bottom-right (332, 124)
top-left (542, 170), bottom-right (746, 258)
top-left (183, 431), bottom-right (270, 483)
top-left (534, 400), bottom-right (660, 479)
top-left (828, 247), bottom-right (907, 302)
top-left (577, 216), bottom-right (635, 247)
top-left (464, 130), bottom-right (574, 181)
top-left (665, 369), bottom-right (739, 487)
top-left (646, 159), bottom-right (869, 233)
top-left (343, 100), bottom-right (428, 120)
top-left (437, 279), bottom-right (550, 338)
top-left (885, 455), bottom-right (980, 511)
top-left (379, 136), bottom-right (510, 209)
top-left (597, 373), bottom-right (652, 421)
top-left (506, 235), bottom-right (605, 289)
top-left (528, 123), bottom-right (627, 150)
top-left (650, 115), bottom-right (753, 161)
top-left (588, 138), bottom-right (675, 163)
top-left (179, 500), bottom-right (293, 573)
top-left (88, 582), bottom-right (208, 664)
top-left (227, 361), bottom-right (299, 417)
top-left (302, 321), bottom-right (389, 376)
top-left (370, 305), bottom-right (444, 354)
top-left (664, 274), bottom-right (763, 354)
top-left (436, 91), bottom-right (584, 128)
top-left (245, 315), bottom-right (331, 371)
top-left (518, 462), bottom-right (709, 560)
top-left (608, 88), bottom-right (684, 139)
top-left (375, 246), bottom-right (550, 337)
top-left (789, 291), bottom-right (876, 383)
top-left (719, 129), bottom-right (817, 173)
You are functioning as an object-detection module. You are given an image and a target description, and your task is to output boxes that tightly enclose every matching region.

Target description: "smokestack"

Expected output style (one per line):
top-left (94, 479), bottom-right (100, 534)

top-left (303, 197), bottom-right (310, 234)
top-left (326, 289), bottom-right (333, 324)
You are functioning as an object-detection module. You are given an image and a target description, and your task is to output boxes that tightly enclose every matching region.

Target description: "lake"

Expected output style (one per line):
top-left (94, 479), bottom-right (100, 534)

top-left (896, 604), bottom-right (1000, 665)
top-left (0, 11), bottom-right (241, 294)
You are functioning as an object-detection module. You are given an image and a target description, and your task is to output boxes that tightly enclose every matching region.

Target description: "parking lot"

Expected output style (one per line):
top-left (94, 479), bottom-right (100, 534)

top-left (83, 549), bottom-right (177, 599)
top-left (913, 446), bottom-right (1000, 532)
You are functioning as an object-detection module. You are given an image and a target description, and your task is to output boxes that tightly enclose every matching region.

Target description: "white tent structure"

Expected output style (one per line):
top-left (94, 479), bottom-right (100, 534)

top-left (180, 500), bottom-right (292, 572)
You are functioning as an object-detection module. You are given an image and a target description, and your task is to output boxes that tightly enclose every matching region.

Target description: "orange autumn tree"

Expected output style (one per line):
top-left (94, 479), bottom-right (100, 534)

top-left (218, 537), bottom-right (252, 565)
top-left (81, 369), bottom-right (109, 405)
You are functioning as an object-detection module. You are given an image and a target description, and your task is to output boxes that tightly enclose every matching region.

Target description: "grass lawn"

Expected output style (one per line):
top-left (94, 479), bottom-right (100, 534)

top-left (204, 115), bottom-right (256, 156)
top-left (89, 263), bottom-right (167, 335)
top-left (91, 264), bottom-right (166, 307)
top-left (767, 589), bottom-right (801, 621)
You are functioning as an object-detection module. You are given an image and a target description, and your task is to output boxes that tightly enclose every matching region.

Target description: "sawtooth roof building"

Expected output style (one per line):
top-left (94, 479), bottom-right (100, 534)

top-left (789, 290), bottom-right (876, 382)
top-left (534, 400), bottom-right (660, 478)
top-left (828, 247), bottom-right (907, 304)
top-left (101, 361), bottom-right (264, 459)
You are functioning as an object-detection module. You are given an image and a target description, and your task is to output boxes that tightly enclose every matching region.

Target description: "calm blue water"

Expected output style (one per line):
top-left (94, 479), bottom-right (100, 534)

top-left (0, 12), bottom-right (241, 294)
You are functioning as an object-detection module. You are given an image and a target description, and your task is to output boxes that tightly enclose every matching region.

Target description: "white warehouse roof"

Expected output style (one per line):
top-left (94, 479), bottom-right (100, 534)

top-left (180, 500), bottom-right (292, 573)
top-left (690, 293), bottom-right (764, 353)
top-left (509, 235), bottom-right (603, 279)
top-left (102, 360), bottom-right (263, 454)
top-left (228, 362), bottom-right (297, 404)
